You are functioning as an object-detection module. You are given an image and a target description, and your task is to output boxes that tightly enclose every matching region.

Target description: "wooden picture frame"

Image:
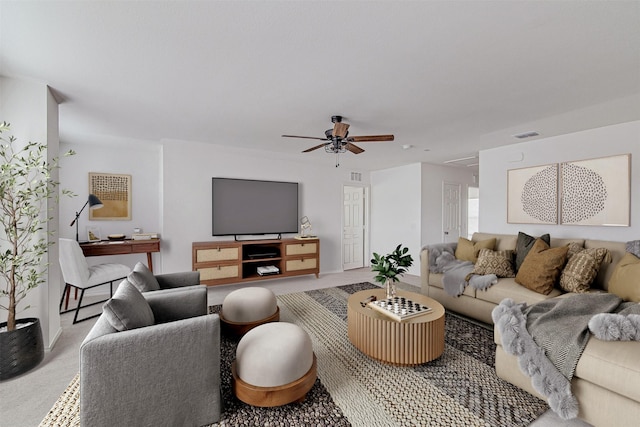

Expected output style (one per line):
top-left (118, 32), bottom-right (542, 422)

top-left (507, 163), bottom-right (558, 224)
top-left (89, 173), bottom-right (132, 221)
top-left (86, 226), bottom-right (101, 242)
top-left (560, 154), bottom-right (630, 226)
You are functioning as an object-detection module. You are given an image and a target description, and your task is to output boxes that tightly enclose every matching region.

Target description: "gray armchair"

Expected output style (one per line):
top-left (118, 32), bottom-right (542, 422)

top-left (80, 276), bottom-right (221, 427)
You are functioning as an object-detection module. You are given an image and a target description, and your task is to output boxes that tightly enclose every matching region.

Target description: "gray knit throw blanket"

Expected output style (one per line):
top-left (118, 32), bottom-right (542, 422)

top-left (492, 293), bottom-right (640, 420)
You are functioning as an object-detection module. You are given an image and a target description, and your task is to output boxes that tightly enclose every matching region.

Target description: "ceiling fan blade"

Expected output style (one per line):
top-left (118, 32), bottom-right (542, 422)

top-left (282, 134), bottom-right (328, 141)
top-left (346, 143), bottom-right (365, 154)
top-left (347, 134), bottom-right (395, 142)
top-left (303, 143), bottom-right (328, 153)
top-left (332, 122), bottom-right (350, 138)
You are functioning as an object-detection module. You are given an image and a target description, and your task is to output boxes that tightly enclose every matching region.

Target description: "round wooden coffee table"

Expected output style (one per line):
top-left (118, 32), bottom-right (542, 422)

top-left (347, 288), bottom-right (445, 365)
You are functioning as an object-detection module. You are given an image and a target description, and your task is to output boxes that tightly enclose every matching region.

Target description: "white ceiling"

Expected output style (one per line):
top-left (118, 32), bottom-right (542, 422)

top-left (1, 1), bottom-right (639, 171)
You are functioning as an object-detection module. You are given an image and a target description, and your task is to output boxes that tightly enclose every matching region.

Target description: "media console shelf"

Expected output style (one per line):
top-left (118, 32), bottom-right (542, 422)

top-left (192, 238), bottom-right (320, 286)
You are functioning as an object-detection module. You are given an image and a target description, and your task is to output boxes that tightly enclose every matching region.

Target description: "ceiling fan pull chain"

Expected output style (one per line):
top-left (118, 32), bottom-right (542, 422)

top-left (336, 152), bottom-right (340, 167)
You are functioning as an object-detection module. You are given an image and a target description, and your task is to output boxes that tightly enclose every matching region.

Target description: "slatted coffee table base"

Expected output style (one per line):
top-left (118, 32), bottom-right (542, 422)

top-left (347, 289), bottom-right (445, 365)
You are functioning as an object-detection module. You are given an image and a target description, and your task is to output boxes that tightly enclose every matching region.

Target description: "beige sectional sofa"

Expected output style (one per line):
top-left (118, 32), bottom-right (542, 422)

top-left (420, 232), bottom-right (640, 427)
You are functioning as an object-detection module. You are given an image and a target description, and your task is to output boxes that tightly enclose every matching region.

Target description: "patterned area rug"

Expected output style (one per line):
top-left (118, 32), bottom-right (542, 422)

top-left (40, 282), bottom-right (548, 427)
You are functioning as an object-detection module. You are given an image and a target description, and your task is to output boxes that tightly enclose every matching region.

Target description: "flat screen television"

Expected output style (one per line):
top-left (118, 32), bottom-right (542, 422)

top-left (212, 177), bottom-right (299, 237)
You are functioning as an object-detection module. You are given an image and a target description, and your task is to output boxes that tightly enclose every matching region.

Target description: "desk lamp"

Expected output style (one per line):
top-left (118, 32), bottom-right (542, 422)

top-left (70, 194), bottom-right (103, 241)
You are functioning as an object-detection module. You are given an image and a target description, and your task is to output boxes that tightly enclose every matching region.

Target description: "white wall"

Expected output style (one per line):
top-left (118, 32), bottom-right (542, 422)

top-left (479, 120), bottom-right (640, 241)
top-left (161, 139), bottom-right (369, 275)
top-left (59, 137), bottom-right (163, 270)
top-left (0, 77), bottom-right (61, 349)
top-left (370, 164), bottom-right (422, 276)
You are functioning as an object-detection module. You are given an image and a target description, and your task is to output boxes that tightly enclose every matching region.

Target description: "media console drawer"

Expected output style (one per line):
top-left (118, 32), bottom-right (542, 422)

top-left (286, 243), bottom-right (318, 256)
top-left (286, 258), bottom-right (317, 272)
top-left (196, 247), bottom-right (239, 263)
top-left (192, 238), bottom-right (319, 286)
top-left (198, 265), bottom-right (240, 281)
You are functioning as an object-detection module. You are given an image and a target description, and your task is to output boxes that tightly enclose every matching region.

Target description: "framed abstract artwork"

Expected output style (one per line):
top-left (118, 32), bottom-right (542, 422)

top-left (507, 164), bottom-right (558, 224)
top-left (560, 154), bottom-right (630, 226)
top-left (88, 173), bottom-right (132, 220)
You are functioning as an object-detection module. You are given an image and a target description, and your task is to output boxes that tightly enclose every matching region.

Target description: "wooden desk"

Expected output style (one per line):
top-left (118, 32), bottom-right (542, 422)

top-left (80, 239), bottom-right (160, 272)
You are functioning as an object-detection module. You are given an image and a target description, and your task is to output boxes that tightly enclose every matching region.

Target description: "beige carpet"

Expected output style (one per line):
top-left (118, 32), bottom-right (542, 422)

top-left (39, 283), bottom-right (548, 426)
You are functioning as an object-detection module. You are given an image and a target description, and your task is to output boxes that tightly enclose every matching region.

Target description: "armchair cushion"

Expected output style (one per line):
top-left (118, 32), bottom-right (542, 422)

top-left (127, 262), bottom-right (160, 292)
top-left (103, 280), bottom-right (155, 331)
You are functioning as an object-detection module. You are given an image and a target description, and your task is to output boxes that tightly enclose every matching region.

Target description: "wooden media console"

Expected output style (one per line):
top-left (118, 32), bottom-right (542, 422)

top-left (192, 238), bottom-right (319, 286)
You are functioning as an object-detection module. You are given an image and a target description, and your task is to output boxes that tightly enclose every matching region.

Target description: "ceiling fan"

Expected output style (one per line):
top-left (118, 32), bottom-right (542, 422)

top-left (282, 115), bottom-right (394, 159)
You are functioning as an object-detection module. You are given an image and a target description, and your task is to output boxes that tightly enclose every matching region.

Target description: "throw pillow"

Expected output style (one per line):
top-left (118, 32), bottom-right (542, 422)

top-left (102, 280), bottom-right (155, 331)
top-left (559, 247), bottom-right (612, 293)
top-left (127, 262), bottom-right (161, 292)
top-left (515, 232), bottom-right (551, 272)
top-left (626, 240), bottom-right (640, 258)
top-left (515, 238), bottom-right (569, 295)
top-left (472, 248), bottom-right (516, 278)
top-left (608, 252), bottom-right (640, 302)
top-left (566, 241), bottom-right (585, 261)
top-left (455, 237), bottom-right (496, 263)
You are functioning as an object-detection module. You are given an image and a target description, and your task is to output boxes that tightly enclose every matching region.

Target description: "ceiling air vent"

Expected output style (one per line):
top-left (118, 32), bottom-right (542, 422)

top-left (513, 131), bottom-right (540, 139)
top-left (350, 172), bottom-right (362, 182)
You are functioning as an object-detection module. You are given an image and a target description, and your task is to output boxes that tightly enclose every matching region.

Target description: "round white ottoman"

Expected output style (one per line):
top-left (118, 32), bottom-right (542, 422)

top-left (232, 322), bottom-right (317, 407)
top-left (220, 287), bottom-right (279, 337)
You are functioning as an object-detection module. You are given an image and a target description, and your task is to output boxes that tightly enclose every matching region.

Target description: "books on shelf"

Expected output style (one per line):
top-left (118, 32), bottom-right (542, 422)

top-left (366, 296), bottom-right (433, 322)
top-left (257, 265), bottom-right (280, 276)
top-left (132, 233), bottom-right (158, 240)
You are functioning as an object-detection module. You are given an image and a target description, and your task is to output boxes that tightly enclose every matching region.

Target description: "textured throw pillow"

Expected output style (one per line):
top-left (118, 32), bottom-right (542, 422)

top-left (515, 239), bottom-right (569, 295)
top-left (608, 252), bottom-right (640, 302)
top-left (559, 248), bottom-right (612, 293)
top-left (626, 240), bottom-right (640, 258)
top-left (515, 232), bottom-right (551, 272)
top-left (472, 249), bottom-right (515, 278)
top-left (455, 237), bottom-right (496, 263)
top-left (566, 241), bottom-right (585, 261)
top-left (103, 280), bottom-right (155, 331)
top-left (127, 262), bottom-right (161, 292)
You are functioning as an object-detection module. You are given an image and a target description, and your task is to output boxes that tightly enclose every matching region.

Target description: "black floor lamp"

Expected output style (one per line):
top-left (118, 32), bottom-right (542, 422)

top-left (70, 194), bottom-right (103, 241)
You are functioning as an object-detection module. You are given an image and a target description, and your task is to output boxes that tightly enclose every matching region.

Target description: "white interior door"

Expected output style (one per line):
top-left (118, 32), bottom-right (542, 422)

top-left (442, 182), bottom-right (462, 243)
top-left (343, 186), bottom-right (365, 270)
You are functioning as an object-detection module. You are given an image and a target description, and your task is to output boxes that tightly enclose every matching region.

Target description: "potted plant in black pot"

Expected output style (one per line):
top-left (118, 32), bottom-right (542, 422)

top-left (371, 244), bottom-right (414, 299)
top-left (0, 122), bottom-right (73, 381)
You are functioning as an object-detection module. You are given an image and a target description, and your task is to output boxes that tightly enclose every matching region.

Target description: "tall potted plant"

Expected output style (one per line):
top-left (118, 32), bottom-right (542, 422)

top-left (0, 122), bottom-right (73, 380)
top-left (370, 244), bottom-right (414, 299)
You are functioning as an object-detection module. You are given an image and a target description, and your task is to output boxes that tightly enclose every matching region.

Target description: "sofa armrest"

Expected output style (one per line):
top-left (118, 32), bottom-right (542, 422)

top-left (155, 270), bottom-right (200, 288)
top-left (80, 314), bottom-right (221, 427)
top-left (144, 286), bottom-right (208, 323)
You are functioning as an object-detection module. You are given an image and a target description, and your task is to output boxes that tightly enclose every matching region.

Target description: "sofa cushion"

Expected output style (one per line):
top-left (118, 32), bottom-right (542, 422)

top-left (476, 277), bottom-right (562, 306)
top-left (427, 273), bottom-right (476, 297)
top-left (515, 239), bottom-right (569, 295)
top-left (455, 237), bottom-right (496, 263)
top-left (575, 337), bottom-right (640, 403)
top-left (128, 262), bottom-right (161, 292)
top-left (608, 252), bottom-right (640, 302)
top-left (584, 240), bottom-right (628, 290)
top-left (103, 280), bottom-right (155, 331)
top-left (472, 249), bottom-right (515, 278)
top-left (472, 232), bottom-right (518, 251)
top-left (515, 232), bottom-right (551, 272)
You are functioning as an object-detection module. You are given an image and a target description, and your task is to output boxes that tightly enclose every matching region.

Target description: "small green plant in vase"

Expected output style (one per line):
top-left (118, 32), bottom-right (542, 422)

top-left (371, 244), bottom-right (414, 299)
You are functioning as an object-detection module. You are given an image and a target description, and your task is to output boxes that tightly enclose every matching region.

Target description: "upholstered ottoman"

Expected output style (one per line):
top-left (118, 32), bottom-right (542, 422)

top-left (232, 322), bottom-right (317, 407)
top-left (220, 287), bottom-right (279, 337)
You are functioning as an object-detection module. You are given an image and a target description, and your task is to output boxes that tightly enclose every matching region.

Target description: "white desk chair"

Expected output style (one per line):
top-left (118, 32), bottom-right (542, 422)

top-left (58, 238), bottom-right (131, 324)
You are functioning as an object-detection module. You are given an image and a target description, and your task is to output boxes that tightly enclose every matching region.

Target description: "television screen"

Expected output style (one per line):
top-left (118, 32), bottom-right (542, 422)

top-left (212, 178), bottom-right (299, 236)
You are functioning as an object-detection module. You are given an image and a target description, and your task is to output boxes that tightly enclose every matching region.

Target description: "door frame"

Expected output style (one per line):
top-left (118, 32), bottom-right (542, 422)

top-left (341, 184), bottom-right (370, 271)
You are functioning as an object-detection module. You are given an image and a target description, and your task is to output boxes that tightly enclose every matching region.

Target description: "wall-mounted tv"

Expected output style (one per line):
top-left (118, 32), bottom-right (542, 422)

top-left (212, 177), bottom-right (299, 237)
